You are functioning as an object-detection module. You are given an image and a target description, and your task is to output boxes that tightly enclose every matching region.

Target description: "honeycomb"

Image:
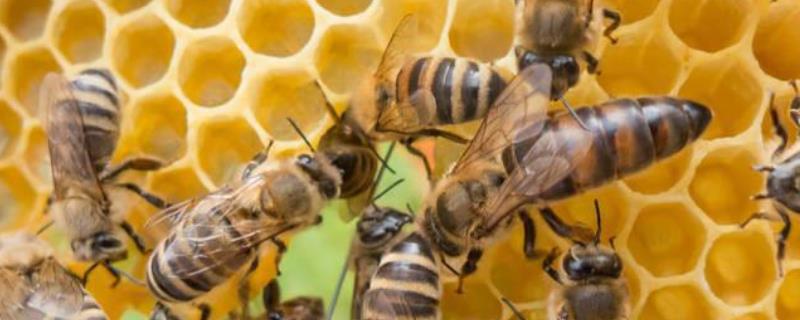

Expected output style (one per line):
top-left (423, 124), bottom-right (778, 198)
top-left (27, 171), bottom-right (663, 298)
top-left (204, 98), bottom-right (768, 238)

top-left (0, 0), bottom-right (798, 319)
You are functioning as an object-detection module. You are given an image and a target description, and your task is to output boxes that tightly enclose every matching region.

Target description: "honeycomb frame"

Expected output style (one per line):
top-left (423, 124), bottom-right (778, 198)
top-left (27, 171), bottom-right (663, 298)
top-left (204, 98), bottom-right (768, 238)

top-left (0, 0), bottom-right (798, 319)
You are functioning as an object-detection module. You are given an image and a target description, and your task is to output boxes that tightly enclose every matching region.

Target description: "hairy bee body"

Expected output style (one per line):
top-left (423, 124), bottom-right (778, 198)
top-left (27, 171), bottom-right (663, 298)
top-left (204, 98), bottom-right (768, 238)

top-left (263, 279), bottom-right (325, 320)
top-left (147, 156), bottom-right (341, 303)
top-left (503, 97), bottom-right (712, 201)
top-left (394, 57), bottom-right (507, 128)
top-left (69, 69), bottom-right (121, 172)
top-left (362, 232), bottom-right (441, 320)
top-left (319, 140), bottom-right (378, 199)
top-left (0, 233), bottom-right (108, 320)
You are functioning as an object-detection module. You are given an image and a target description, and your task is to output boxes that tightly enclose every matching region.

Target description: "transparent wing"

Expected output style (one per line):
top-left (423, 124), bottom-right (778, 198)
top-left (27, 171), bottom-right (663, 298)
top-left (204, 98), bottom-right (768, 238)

top-left (451, 63), bottom-right (554, 174)
top-left (42, 73), bottom-right (105, 201)
top-left (480, 119), bottom-right (593, 232)
top-left (375, 14), bottom-right (418, 84)
top-left (376, 90), bottom-right (435, 134)
top-left (364, 289), bottom-right (422, 320)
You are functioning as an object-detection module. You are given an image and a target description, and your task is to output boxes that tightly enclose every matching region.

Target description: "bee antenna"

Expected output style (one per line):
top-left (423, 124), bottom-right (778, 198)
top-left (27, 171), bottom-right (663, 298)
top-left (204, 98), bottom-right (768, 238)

top-left (367, 142), bottom-right (397, 201)
top-left (286, 117), bottom-right (316, 153)
top-left (501, 297), bottom-right (527, 320)
top-left (609, 236), bottom-right (617, 251)
top-left (372, 178), bottom-right (404, 202)
top-left (593, 199), bottom-right (602, 245)
top-left (406, 203), bottom-right (416, 218)
top-left (35, 221), bottom-right (53, 236)
top-left (327, 244), bottom-right (351, 320)
top-left (315, 81), bottom-right (341, 124)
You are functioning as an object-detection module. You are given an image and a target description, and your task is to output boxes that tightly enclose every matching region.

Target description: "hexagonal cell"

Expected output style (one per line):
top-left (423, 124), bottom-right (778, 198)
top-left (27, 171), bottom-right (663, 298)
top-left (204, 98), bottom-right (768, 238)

top-left (111, 14), bottom-right (175, 88)
top-left (237, 0), bottom-right (314, 57)
top-left (378, 0), bottom-right (448, 53)
top-left (0, 0), bottom-right (51, 41)
top-left (178, 37), bottom-right (244, 107)
top-left (678, 55), bottom-right (762, 139)
top-left (640, 285), bottom-right (715, 320)
top-left (734, 313), bottom-right (770, 320)
top-left (624, 147), bottom-right (693, 195)
top-left (490, 226), bottom-right (557, 303)
top-left (8, 47), bottom-right (62, 114)
top-left (597, 21), bottom-right (683, 97)
top-left (547, 187), bottom-right (630, 239)
top-left (53, 0), bottom-right (105, 64)
top-left (0, 100), bottom-right (22, 159)
top-left (777, 270), bottom-right (800, 319)
top-left (316, 0), bottom-right (371, 16)
top-left (629, 203), bottom-right (706, 277)
top-left (705, 230), bottom-right (775, 306)
top-left (315, 24), bottom-right (381, 94)
top-left (251, 70), bottom-right (328, 141)
top-left (668, 0), bottom-right (752, 53)
top-left (125, 92), bottom-right (187, 162)
top-left (448, 0), bottom-right (514, 62)
top-left (689, 147), bottom-right (761, 225)
top-left (0, 166), bottom-right (37, 229)
top-left (753, 1), bottom-right (800, 80)
top-left (103, 0), bottom-right (149, 14)
top-left (147, 166), bottom-right (207, 206)
top-left (604, 0), bottom-right (659, 25)
top-left (165, 0), bottom-right (230, 28)
top-left (442, 279), bottom-right (501, 319)
top-left (22, 126), bottom-right (50, 185)
top-left (196, 117), bottom-right (263, 186)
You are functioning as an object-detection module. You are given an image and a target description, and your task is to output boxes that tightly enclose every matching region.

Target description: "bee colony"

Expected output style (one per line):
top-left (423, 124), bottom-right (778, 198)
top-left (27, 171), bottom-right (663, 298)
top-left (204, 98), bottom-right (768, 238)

top-left (0, 0), bottom-right (797, 319)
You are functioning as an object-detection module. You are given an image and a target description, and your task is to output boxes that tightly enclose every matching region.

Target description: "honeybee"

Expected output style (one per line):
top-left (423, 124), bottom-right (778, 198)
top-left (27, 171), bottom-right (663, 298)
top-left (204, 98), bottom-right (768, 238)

top-left (145, 140), bottom-right (342, 317)
top-left (742, 81), bottom-right (800, 276)
top-left (41, 70), bottom-right (167, 283)
top-left (540, 200), bottom-right (628, 320)
top-left (338, 15), bottom-right (513, 179)
top-left (515, 0), bottom-right (621, 98)
top-left (0, 232), bottom-right (108, 319)
top-left (263, 279), bottom-right (325, 320)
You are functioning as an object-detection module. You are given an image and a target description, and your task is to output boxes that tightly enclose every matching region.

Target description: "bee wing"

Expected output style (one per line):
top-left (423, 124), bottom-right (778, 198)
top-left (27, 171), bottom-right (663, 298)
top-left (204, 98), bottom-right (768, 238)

top-left (26, 259), bottom-right (86, 318)
top-left (365, 289), bottom-right (425, 320)
top-left (42, 73), bottom-right (105, 201)
top-left (376, 90), bottom-right (435, 134)
top-left (375, 14), bottom-right (418, 85)
top-left (451, 63), bottom-right (554, 174)
top-left (481, 119), bottom-right (593, 232)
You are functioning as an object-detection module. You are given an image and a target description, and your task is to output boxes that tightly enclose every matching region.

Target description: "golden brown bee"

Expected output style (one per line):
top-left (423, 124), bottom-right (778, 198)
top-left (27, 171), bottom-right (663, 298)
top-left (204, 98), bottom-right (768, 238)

top-left (145, 141), bottom-right (342, 317)
top-left (337, 15), bottom-right (511, 178)
top-left (41, 70), bottom-right (167, 283)
top-left (515, 0), bottom-right (621, 98)
top-left (539, 201), bottom-right (629, 320)
top-left (263, 279), bottom-right (325, 320)
top-left (742, 81), bottom-right (800, 276)
top-left (0, 232), bottom-right (108, 319)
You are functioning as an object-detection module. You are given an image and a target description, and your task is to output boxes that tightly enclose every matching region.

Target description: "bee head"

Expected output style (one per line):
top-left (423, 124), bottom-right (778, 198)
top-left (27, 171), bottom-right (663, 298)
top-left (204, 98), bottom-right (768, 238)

top-left (514, 47), bottom-right (579, 99)
top-left (357, 206), bottom-right (413, 250)
top-left (296, 154), bottom-right (341, 199)
top-left (563, 244), bottom-right (621, 281)
top-left (73, 231), bottom-right (127, 261)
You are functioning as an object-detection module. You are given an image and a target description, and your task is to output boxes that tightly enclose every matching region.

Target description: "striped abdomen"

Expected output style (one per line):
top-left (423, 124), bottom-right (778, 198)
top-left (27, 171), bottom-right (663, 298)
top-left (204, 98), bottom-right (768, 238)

top-left (323, 145), bottom-right (377, 198)
top-left (396, 57), bottom-right (506, 126)
top-left (362, 232), bottom-right (440, 320)
top-left (504, 97), bottom-right (712, 201)
top-left (71, 68), bottom-right (120, 172)
top-left (76, 292), bottom-right (108, 320)
top-left (146, 210), bottom-right (255, 302)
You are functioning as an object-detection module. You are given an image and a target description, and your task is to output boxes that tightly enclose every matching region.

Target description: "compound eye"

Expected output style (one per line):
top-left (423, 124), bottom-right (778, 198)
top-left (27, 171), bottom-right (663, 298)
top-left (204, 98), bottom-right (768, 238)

top-left (95, 234), bottom-right (122, 250)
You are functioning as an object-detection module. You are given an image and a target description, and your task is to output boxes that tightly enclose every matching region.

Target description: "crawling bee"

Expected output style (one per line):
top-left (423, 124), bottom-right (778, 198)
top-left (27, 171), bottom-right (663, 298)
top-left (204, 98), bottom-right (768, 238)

top-left (332, 15), bottom-right (513, 179)
top-left (541, 201), bottom-right (628, 320)
top-left (263, 279), bottom-right (325, 320)
top-left (515, 0), bottom-right (621, 98)
top-left (146, 138), bottom-right (345, 318)
top-left (0, 232), bottom-right (108, 319)
top-left (42, 70), bottom-right (167, 283)
top-left (742, 81), bottom-right (800, 276)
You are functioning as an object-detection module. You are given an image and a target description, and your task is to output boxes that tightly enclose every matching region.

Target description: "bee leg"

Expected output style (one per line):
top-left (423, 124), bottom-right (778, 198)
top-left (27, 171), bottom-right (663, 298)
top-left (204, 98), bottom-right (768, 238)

top-left (602, 9), bottom-right (621, 44)
top-left (271, 238), bottom-right (288, 276)
top-left (412, 128), bottom-right (470, 144)
top-left (581, 51), bottom-right (600, 75)
top-left (403, 139), bottom-right (434, 183)
top-left (119, 220), bottom-right (149, 254)
top-left (151, 302), bottom-right (181, 320)
top-left (740, 212), bottom-right (779, 228)
top-left (753, 165), bottom-right (775, 173)
top-left (501, 297), bottom-right (526, 320)
top-left (776, 206), bottom-right (791, 277)
top-left (237, 257), bottom-right (260, 318)
top-left (99, 157), bottom-right (164, 182)
top-left (102, 260), bottom-right (145, 287)
top-left (542, 247), bottom-right (564, 285)
top-left (790, 80), bottom-right (800, 128)
top-left (519, 210), bottom-right (540, 259)
top-left (196, 303), bottom-right (211, 320)
top-left (243, 140), bottom-right (275, 180)
top-left (456, 248), bottom-right (484, 294)
top-left (114, 182), bottom-right (169, 209)
top-left (539, 206), bottom-right (595, 243)
top-left (768, 92), bottom-right (788, 159)
top-left (752, 192), bottom-right (773, 200)
top-left (81, 261), bottom-right (103, 286)
top-left (263, 279), bottom-right (282, 318)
